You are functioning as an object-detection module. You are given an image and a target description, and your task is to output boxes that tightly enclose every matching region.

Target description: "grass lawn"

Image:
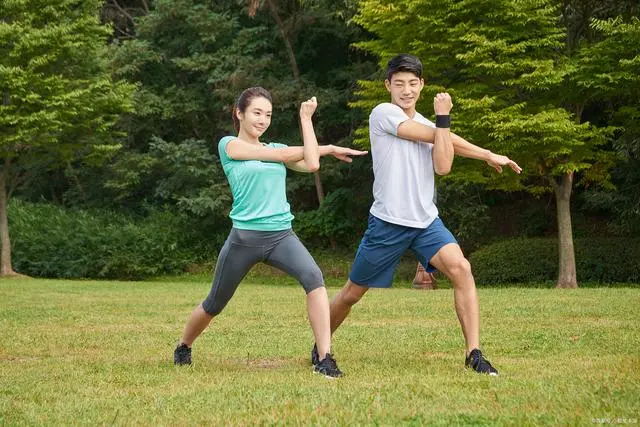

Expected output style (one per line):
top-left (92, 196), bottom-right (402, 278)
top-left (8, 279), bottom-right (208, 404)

top-left (0, 277), bottom-right (638, 425)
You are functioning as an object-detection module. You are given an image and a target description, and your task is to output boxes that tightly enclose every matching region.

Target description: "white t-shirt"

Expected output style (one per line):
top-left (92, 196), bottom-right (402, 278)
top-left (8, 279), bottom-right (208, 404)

top-left (369, 102), bottom-right (438, 229)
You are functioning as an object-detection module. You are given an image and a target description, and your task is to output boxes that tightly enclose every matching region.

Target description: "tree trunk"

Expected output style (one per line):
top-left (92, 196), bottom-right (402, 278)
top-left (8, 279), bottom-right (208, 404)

top-left (553, 172), bottom-right (577, 288)
top-left (264, 0), bottom-right (326, 204)
top-left (0, 159), bottom-right (17, 276)
top-left (313, 169), bottom-right (325, 203)
top-left (263, 0), bottom-right (332, 245)
top-left (265, 0), bottom-right (300, 82)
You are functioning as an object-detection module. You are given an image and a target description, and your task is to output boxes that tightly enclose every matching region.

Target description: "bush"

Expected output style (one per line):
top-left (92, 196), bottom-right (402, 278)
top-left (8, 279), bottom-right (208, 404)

top-left (469, 237), bottom-right (640, 285)
top-left (436, 182), bottom-right (491, 251)
top-left (9, 199), bottom-right (218, 279)
top-left (294, 188), bottom-right (368, 247)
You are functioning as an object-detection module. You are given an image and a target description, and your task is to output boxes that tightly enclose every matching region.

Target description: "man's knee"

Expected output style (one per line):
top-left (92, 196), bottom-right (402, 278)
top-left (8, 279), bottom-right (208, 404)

top-left (444, 256), bottom-right (472, 279)
top-left (340, 281), bottom-right (367, 306)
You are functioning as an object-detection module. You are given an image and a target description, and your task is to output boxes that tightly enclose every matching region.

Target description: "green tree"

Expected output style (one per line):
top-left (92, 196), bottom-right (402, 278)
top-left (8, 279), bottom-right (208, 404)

top-left (245, 0), bottom-right (332, 214)
top-left (352, 0), bottom-right (636, 287)
top-left (576, 15), bottom-right (640, 236)
top-left (0, 0), bottom-right (134, 276)
top-left (95, 0), bottom-right (281, 220)
top-left (12, 0), bottom-right (376, 252)
top-left (102, 0), bottom-right (150, 40)
top-left (97, 0), bottom-right (375, 237)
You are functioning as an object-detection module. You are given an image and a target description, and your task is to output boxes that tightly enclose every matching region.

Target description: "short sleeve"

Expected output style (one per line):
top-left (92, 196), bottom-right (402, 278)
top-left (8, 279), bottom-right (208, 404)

top-left (421, 117), bottom-right (436, 129)
top-left (218, 136), bottom-right (236, 164)
top-left (369, 103), bottom-right (410, 136)
top-left (268, 142), bottom-right (288, 149)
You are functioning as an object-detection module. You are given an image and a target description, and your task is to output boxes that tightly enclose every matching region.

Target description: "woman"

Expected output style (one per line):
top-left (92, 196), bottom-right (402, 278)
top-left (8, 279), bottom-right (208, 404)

top-left (173, 87), bottom-right (366, 378)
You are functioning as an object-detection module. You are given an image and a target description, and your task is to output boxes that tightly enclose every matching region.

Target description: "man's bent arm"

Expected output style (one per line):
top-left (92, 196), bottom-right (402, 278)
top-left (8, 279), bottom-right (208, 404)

top-left (432, 126), bottom-right (454, 175)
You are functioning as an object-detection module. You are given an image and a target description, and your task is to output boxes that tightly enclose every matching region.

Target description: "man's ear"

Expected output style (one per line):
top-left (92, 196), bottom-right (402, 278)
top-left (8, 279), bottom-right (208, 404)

top-left (384, 79), bottom-right (392, 92)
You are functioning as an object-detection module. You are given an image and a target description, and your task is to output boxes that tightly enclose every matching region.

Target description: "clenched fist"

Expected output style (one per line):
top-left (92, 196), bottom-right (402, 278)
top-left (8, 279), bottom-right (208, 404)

top-left (300, 96), bottom-right (318, 120)
top-left (433, 92), bottom-right (452, 115)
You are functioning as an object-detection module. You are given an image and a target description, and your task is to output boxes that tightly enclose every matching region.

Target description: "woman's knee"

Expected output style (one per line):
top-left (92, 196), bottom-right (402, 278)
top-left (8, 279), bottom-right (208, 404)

top-left (300, 266), bottom-right (324, 293)
top-left (201, 298), bottom-right (225, 316)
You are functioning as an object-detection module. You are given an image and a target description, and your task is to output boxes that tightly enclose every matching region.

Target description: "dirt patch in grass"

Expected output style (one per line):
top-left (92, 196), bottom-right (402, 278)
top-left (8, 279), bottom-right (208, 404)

top-left (221, 357), bottom-right (293, 370)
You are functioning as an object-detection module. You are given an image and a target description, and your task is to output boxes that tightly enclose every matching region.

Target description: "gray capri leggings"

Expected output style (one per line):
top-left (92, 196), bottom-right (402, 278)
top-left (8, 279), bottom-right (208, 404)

top-left (202, 228), bottom-right (324, 315)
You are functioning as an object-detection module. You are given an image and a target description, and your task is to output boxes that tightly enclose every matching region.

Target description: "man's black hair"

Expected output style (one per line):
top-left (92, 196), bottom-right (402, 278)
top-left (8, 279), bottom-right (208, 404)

top-left (386, 54), bottom-right (423, 80)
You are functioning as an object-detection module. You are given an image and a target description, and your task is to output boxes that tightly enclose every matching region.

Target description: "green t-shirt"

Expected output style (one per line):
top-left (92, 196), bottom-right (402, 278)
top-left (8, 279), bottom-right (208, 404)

top-left (218, 136), bottom-right (294, 231)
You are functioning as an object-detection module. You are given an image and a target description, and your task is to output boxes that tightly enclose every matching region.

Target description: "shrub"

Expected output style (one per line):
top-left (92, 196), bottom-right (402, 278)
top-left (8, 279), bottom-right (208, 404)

top-left (436, 182), bottom-right (492, 251)
top-left (294, 188), bottom-right (368, 247)
top-left (9, 199), bottom-right (217, 279)
top-left (469, 237), bottom-right (640, 285)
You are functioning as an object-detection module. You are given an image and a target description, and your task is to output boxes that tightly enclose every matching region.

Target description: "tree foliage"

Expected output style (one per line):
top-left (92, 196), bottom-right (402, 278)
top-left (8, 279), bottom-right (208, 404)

top-left (73, 0), bottom-right (374, 215)
top-left (4, 0), bottom-right (638, 279)
top-left (577, 16), bottom-right (640, 234)
top-left (0, 0), bottom-right (135, 274)
top-left (353, 0), bottom-right (614, 191)
top-left (0, 0), bottom-right (134, 160)
top-left (352, 0), bottom-right (639, 286)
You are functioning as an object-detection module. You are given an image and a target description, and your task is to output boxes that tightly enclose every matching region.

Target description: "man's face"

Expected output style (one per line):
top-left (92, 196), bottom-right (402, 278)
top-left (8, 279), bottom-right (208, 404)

top-left (385, 72), bottom-right (424, 111)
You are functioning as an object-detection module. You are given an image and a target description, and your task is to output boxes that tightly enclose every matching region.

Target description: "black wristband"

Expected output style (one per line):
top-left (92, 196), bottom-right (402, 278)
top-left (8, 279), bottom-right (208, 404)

top-left (435, 115), bottom-right (451, 128)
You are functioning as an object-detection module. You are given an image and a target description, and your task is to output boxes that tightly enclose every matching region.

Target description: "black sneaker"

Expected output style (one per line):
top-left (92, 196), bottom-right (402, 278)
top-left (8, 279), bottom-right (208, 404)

top-left (313, 353), bottom-right (343, 379)
top-left (174, 343), bottom-right (192, 366)
top-left (465, 348), bottom-right (498, 376)
top-left (311, 343), bottom-right (319, 366)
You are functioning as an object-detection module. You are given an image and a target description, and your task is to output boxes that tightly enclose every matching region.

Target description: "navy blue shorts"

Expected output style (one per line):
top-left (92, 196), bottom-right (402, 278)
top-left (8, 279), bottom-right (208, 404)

top-left (349, 215), bottom-right (458, 288)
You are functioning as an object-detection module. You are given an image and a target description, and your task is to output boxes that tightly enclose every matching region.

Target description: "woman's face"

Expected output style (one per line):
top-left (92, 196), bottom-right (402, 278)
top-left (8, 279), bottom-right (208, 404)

top-left (237, 96), bottom-right (272, 139)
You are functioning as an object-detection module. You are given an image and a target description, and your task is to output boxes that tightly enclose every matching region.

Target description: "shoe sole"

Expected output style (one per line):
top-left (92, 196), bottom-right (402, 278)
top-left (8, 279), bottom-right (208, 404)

top-left (312, 368), bottom-right (341, 379)
top-left (467, 368), bottom-right (498, 376)
top-left (465, 366), bottom-right (499, 376)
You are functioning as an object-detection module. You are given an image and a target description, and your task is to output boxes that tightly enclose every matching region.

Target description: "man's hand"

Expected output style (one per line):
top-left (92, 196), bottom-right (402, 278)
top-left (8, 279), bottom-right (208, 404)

top-left (486, 152), bottom-right (522, 174)
top-left (433, 92), bottom-right (453, 116)
top-left (300, 96), bottom-right (317, 120)
top-left (330, 145), bottom-right (368, 163)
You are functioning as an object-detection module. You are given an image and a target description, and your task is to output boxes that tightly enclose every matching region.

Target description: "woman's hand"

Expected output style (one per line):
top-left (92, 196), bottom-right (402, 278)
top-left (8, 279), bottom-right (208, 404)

top-left (330, 146), bottom-right (368, 163)
top-left (300, 96), bottom-right (318, 120)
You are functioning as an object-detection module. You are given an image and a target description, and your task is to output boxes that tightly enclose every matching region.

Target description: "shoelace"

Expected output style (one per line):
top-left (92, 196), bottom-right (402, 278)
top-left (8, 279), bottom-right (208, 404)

top-left (322, 354), bottom-right (337, 369)
top-left (473, 353), bottom-right (493, 371)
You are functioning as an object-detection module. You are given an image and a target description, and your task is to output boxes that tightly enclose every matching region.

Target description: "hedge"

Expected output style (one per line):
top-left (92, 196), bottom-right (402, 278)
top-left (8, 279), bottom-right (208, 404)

top-left (8, 199), bottom-right (209, 279)
top-left (469, 237), bottom-right (640, 285)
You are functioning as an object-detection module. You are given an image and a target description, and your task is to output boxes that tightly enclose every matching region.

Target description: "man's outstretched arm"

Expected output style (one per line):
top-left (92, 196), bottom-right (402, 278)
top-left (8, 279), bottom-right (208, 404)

top-left (450, 133), bottom-right (522, 174)
top-left (396, 121), bottom-right (522, 174)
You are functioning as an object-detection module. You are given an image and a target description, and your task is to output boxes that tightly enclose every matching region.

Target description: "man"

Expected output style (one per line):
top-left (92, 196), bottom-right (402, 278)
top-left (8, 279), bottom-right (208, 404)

top-left (313, 54), bottom-right (522, 375)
